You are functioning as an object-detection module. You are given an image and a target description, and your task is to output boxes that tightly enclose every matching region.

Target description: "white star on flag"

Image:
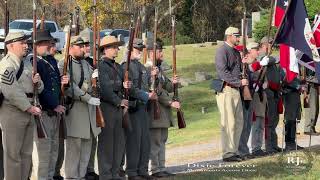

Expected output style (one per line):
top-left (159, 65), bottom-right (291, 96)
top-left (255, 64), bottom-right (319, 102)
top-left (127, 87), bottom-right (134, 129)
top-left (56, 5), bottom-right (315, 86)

top-left (284, 0), bottom-right (288, 7)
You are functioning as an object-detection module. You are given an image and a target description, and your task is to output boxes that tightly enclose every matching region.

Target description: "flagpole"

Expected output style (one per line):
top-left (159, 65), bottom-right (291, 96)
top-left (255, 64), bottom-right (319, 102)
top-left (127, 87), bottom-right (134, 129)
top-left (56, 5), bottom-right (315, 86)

top-left (253, 0), bottom-right (276, 93)
top-left (266, 0), bottom-right (276, 54)
top-left (255, 0), bottom-right (293, 89)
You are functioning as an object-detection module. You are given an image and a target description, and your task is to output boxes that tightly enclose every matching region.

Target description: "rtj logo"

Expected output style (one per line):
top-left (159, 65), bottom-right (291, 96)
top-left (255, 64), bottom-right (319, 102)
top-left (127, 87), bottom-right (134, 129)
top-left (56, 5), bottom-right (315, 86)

top-left (287, 156), bottom-right (304, 166)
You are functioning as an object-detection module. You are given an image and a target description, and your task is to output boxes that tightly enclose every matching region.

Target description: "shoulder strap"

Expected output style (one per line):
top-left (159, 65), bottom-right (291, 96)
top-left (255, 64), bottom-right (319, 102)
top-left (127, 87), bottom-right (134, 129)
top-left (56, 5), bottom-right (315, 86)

top-left (16, 60), bottom-right (24, 80)
top-left (138, 64), bottom-right (142, 89)
top-left (78, 60), bottom-right (85, 88)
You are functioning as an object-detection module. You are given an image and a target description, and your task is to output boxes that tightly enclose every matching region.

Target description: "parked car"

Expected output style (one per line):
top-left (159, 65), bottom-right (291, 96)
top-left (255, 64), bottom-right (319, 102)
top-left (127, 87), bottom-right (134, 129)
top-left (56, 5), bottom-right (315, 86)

top-left (100, 28), bottom-right (130, 44)
top-left (0, 19), bottom-right (65, 54)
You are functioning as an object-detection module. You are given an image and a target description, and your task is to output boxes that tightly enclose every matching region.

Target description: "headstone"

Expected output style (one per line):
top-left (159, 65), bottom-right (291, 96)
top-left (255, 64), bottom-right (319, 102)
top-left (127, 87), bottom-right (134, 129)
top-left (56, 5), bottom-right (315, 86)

top-left (195, 72), bottom-right (213, 82)
top-left (180, 78), bottom-right (194, 87)
top-left (252, 11), bottom-right (261, 35)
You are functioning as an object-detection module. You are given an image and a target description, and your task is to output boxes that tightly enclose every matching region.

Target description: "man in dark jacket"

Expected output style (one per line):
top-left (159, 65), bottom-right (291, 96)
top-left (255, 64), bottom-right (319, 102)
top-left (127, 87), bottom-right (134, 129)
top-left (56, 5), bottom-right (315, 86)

top-left (97, 36), bottom-right (131, 180)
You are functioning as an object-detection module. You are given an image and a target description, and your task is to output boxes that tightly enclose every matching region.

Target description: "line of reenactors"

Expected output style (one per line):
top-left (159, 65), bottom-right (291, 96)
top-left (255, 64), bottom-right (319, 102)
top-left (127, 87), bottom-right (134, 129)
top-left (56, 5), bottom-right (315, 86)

top-left (215, 26), bottom-right (319, 162)
top-left (0, 27), bottom-right (181, 180)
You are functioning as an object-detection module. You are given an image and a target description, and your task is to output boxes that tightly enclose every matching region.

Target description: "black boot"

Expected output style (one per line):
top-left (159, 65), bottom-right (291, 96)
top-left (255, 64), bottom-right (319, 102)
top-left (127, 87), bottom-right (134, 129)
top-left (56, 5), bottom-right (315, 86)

top-left (85, 172), bottom-right (99, 180)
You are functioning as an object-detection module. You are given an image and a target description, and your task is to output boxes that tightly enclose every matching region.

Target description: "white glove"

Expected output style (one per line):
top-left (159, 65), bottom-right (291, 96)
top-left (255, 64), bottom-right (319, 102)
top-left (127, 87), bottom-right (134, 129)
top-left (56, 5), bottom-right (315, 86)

top-left (88, 97), bottom-right (101, 106)
top-left (253, 83), bottom-right (259, 92)
top-left (259, 56), bottom-right (269, 66)
top-left (92, 69), bottom-right (98, 79)
top-left (262, 81), bottom-right (268, 89)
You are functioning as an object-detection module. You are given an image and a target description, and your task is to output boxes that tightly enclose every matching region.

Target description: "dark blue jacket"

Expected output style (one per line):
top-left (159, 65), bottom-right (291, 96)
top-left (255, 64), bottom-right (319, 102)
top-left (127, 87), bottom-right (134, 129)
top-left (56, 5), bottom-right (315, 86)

top-left (36, 55), bottom-right (61, 110)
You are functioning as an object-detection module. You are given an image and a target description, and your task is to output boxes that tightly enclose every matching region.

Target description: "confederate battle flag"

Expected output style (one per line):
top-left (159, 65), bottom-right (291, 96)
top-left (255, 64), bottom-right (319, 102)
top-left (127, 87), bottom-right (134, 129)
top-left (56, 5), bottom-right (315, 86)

top-left (273, 0), bottom-right (320, 82)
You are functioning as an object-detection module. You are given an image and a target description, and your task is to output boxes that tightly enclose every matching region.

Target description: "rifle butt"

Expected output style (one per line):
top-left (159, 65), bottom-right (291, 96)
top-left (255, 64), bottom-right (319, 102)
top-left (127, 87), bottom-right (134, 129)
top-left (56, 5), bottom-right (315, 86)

top-left (177, 109), bottom-right (186, 129)
top-left (34, 116), bottom-right (48, 139)
top-left (59, 114), bottom-right (67, 139)
top-left (303, 93), bottom-right (310, 108)
top-left (153, 100), bottom-right (161, 120)
top-left (96, 106), bottom-right (105, 128)
top-left (242, 86), bottom-right (252, 101)
top-left (122, 107), bottom-right (132, 131)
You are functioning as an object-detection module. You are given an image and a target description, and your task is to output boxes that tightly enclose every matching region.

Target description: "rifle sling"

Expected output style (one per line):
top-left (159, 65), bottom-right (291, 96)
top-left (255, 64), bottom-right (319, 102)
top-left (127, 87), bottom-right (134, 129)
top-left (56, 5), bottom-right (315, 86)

top-left (138, 64), bottom-right (142, 89)
top-left (16, 60), bottom-right (24, 80)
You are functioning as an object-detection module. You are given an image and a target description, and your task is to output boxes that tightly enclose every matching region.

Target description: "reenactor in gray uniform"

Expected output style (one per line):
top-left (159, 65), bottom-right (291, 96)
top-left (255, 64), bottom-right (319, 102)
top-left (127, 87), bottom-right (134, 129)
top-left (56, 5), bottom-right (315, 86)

top-left (122, 39), bottom-right (157, 180)
top-left (0, 31), bottom-right (43, 180)
top-left (215, 27), bottom-right (248, 162)
top-left (80, 36), bottom-right (100, 180)
top-left (57, 36), bottom-right (101, 179)
top-left (303, 68), bottom-right (319, 135)
top-left (260, 37), bottom-right (283, 153)
top-left (97, 36), bottom-right (130, 180)
top-left (245, 42), bottom-right (268, 156)
top-left (147, 38), bottom-right (180, 178)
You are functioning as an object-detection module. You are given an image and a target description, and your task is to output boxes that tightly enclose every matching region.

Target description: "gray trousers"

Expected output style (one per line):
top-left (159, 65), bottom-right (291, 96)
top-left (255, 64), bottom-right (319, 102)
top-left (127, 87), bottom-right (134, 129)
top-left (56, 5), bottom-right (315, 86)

top-left (31, 113), bottom-right (59, 180)
top-left (126, 106), bottom-right (150, 177)
top-left (98, 119), bottom-right (125, 180)
top-left (250, 116), bottom-right (264, 152)
top-left (265, 89), bottom-right (280, 151)
top-left (0, 106), bottom-right (34, 180)
top-left (54, 137), bottom-right (64, 176)
top-left (304, 85), bottom-right (319, 132)
top-left (238, 102), bottom-right (252, 155)
top-left (149, 128), bottom-right (168, 174)
top-left (87, 136), bottom-right (97, 173)
top-left (64, 136), bottom-right (92, 180)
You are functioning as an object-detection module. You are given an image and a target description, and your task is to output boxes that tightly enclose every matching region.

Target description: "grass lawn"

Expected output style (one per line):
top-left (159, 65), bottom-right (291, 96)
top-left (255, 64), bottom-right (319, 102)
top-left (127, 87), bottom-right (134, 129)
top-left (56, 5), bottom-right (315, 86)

top-left (160, 44), bottom-right (220, 147)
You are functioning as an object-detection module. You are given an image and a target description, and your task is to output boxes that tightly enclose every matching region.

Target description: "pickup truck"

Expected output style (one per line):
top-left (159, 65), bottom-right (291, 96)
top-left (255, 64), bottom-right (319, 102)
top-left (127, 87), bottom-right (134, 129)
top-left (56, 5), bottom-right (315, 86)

top-left (0, 19), bottom-right (65, 54)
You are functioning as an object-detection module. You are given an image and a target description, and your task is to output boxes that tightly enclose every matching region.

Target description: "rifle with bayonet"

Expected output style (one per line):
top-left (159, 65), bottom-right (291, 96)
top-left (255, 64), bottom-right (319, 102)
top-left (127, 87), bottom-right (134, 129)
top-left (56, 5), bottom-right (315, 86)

top-left (75, 6), bottom-right (80, 35)
top-left (59, 14), bottom-right (73, 139)
top-left (171, 15), bottom-right (186, 129)
top-left (40, 6), bottom-right (45, 31)
top-left (92, 0), bottom-right (105, 128)
top-left (241, 11), bottom-right (252, 102)
top-left (134, 10), bottom-right (141, 39)
top-left (150, 8), bottom-right (161, 120)
top-left (32, 0), bottom-right (48, 139)
top-left (122, 15), bottom-right (136, 130)
top-left (142, 30), bottom-right (148, 64)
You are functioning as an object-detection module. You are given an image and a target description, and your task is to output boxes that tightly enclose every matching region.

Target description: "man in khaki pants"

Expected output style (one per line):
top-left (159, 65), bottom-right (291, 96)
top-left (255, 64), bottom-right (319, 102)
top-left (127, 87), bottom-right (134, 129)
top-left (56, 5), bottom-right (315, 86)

top-left (215, 27), bottom-right (248, 162)
top-left (0, 31), bottom-right (43, 179)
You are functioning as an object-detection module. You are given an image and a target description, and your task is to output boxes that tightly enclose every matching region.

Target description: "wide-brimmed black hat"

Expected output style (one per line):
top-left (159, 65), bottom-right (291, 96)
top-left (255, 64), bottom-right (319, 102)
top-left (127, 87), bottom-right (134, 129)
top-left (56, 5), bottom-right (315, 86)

top-left (33, 30), bottom-right (55, 43)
